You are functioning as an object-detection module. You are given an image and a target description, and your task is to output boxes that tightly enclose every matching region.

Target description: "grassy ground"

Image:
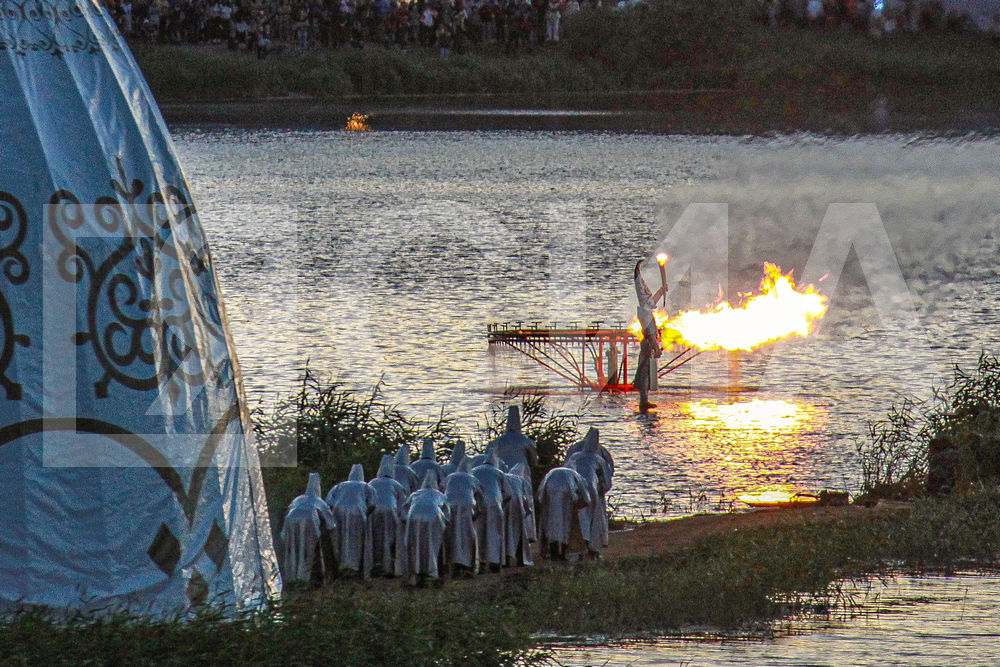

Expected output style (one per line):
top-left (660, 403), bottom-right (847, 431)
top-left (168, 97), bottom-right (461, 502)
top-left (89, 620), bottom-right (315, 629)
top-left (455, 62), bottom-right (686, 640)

top-left (131, 3), bottom-right (1000, 133)
top-left (4, 489), bottom-right (1000, 664)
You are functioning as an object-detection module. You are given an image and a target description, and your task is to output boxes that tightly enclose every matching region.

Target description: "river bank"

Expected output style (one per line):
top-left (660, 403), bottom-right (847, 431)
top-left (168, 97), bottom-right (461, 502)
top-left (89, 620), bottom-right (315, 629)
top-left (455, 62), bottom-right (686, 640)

top-left (137, 24), bottom-right (1000, 134)
top-left (603, 501), bottom-right (911, 561)
top-left (6, 491), bottom-right (1000, 665)
top-left (249, 489), bottom-right (1000, 642)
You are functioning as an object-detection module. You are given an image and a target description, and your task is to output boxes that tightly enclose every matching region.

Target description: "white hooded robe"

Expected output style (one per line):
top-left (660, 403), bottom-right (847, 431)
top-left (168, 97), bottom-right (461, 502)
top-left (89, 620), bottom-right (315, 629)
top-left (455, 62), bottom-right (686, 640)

top-left (280, 473), bottom-right (335, 583)
top-left (566, 432), bottom-right (613, 551)
top-left (325, 464), bottom-right (375, 577)
top-left (443, 455), bottom-right (482, 571)
top-left (564, 427), bottom-right (615, 477)
top-left (537, 466), bottom-right (591, 548)
top-left (368, 454), bottom-right (409, 577)
top-left (504, 463), bottom-right (535, 566)
top-left (403, 470), bottom-right (450, 580)
top-left (410, 437), bottom-right (445, 490)
top-left (393, 443), bottom-right (421, 494)
top-left (439, 440), bottom-right (467, 479)
top-left (472, 447), bottom-right (511, 567)
top-left (489, 406), bottom-right (538, 480)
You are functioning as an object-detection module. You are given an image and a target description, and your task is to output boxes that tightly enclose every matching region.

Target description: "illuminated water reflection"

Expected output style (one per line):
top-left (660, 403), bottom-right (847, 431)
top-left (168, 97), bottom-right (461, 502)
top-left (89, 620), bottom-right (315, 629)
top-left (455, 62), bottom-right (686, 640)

top-left (175, 129), bottom-right (1000, 517)
top-left (550, 573), bottom-right (1000, 666)
top-left (680, 398), bottom-right (825, 493)
top-left (683, 398), bottom-right (822, 434)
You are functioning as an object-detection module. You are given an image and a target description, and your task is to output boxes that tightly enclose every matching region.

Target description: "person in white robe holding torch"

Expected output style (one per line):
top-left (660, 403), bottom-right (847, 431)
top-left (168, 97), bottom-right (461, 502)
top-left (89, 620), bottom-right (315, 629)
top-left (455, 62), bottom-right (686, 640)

top-left (634, 254), bottom-right (668, 412)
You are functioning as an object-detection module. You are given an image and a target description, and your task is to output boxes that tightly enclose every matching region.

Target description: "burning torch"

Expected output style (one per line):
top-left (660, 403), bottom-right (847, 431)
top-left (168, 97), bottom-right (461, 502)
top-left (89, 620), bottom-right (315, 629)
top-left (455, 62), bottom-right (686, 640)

top-left (656, 252), bottom-right (669, 309)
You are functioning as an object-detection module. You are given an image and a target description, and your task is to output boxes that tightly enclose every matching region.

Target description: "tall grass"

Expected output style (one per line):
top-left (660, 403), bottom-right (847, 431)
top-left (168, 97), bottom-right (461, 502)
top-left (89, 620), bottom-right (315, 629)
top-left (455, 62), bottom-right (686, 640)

top-left (0, 591), bottom-right (543, 665)
top-left (255, 368), bottom-right (463, 541)
top-left (857, 353), bottom-right (1000, 500)
top-left (131, 44), bottom-right (611, 101)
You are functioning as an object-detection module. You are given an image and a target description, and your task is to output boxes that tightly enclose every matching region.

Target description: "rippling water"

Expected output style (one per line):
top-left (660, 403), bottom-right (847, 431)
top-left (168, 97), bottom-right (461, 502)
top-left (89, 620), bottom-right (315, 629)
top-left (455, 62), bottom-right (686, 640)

top-left (174, 130), bottom-right (1000, 516)
top-left (549, 573), bottom-right (1000, 666)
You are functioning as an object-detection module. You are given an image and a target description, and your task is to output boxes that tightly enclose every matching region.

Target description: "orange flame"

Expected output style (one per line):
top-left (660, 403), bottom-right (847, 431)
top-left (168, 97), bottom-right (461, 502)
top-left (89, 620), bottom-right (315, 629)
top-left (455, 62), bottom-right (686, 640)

top-left (345, 113), bottom-right (371, 131)
top-left (628, 309), bottom-right (669, 339)
top-left (631, 263), bottom-right (827, 351)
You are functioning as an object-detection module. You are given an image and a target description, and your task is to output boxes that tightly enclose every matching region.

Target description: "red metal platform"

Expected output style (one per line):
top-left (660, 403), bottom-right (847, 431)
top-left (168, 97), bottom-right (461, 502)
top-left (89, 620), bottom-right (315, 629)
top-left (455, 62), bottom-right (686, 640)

top-left (487, 321), bottom-right (701, 391)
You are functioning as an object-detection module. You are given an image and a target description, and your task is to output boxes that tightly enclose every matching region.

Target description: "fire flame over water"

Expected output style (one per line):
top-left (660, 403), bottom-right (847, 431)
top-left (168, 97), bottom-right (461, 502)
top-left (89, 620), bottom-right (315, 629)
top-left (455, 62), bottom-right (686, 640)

top-left (344, 113), bottom-right (371, 131)
top-left (631, 262), bottom-right (828, 351)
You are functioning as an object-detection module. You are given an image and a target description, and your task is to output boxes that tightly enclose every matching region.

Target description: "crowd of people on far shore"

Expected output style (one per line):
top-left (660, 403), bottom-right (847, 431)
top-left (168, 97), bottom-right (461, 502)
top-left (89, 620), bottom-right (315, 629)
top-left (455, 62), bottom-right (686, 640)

top-left (101, 0), bottom-right (585, 58)
top-left (101, 0), bottom-right (997, 61)
top-left (756, 0), bottom-right (1000, 35)
top-left (280, 407), bottom-right (614, 586)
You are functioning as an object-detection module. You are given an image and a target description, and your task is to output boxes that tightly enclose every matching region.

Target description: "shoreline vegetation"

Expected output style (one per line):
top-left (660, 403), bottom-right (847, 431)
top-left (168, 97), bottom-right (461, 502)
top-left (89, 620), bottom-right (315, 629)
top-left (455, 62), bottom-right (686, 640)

top-left (6, 355), bottom-right (1000, 663)
top-left (132, 0), bottom-right (1000, 133)
top-left (4, 496), bottom-right (1000, 664)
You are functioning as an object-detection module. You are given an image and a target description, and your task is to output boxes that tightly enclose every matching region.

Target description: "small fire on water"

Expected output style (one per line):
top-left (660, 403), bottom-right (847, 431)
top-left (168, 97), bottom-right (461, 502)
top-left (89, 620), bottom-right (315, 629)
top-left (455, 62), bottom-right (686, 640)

top-left (345, 113), bottom-right (371, 131)
top-left (630, 262), bottom-right (827, 352)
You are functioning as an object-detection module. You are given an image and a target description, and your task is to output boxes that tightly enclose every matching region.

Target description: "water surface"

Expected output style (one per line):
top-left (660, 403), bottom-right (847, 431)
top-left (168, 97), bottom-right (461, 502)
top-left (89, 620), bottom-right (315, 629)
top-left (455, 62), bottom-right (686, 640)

top-left (174, 130), bottom-right (1000, 516)
top-left (550, 573), bottom-right (1000, 666)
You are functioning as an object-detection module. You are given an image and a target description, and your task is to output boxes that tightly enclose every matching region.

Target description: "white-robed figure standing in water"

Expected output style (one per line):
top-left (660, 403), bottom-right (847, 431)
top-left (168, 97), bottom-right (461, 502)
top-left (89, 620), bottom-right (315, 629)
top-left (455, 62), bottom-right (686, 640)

top-left (443, 454), bottom-right (483, 576)
top-left (410, 437), bottom-right (445, 489)
top-left (504, 463), bottom-right (535, 567)
top-left (537, 466), bottom-right (591, 561)
top-left (281, 472), bottom-right (336, 584)
top-left (489, 406), bottom-right (538, 480)
top-left (368, 455), bottom-right (409, 577)
top-left (393, 443), bottom-right (420, 494)
top-left (402, 469), bottom-right (450, 584)
top-left (566, 430), bottom-right (613, 558)
top-left (633, 259), bottom-right (667, 412)
top-left (326, 464), bottom-right (376, 578)
top-left (472, 445), bottom-right (511, 572)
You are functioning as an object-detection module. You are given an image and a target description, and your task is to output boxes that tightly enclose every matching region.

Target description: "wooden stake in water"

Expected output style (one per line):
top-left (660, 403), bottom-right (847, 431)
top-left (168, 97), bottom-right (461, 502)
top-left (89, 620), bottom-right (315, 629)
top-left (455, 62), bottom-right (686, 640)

top-left (729, 350), bottom-right (740, 389)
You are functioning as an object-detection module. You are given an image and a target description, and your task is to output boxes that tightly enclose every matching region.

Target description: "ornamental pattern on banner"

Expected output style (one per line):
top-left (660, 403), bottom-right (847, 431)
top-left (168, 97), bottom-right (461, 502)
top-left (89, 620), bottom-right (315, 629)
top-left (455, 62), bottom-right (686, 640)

top-left (46, 161), bottom-right (233, 401)
top-left (0, 193), bottom-right (30, 400)
top-left (0, 0), bottom-right (120, 56)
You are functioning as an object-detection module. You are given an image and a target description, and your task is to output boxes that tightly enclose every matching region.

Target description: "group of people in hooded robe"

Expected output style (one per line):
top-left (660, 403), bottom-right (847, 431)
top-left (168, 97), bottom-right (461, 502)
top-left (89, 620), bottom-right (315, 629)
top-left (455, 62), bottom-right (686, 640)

top-left (279, 406), bottom-right (615, 586)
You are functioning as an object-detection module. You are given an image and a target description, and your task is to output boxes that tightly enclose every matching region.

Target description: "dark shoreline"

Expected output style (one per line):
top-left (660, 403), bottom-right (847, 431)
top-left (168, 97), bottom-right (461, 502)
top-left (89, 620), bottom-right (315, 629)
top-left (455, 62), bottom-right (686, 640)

top-left (137, 22), bottom-right (1000, 136)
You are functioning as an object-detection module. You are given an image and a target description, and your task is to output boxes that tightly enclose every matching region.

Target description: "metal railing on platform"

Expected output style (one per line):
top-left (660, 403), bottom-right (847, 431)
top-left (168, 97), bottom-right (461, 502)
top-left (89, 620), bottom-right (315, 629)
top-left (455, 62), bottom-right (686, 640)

top-left (487, 322), bottom-right (700, 391)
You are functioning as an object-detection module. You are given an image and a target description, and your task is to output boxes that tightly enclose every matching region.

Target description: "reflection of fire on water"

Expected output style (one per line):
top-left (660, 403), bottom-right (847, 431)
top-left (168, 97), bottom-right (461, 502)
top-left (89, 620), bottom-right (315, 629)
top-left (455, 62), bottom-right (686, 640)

top-left (344, 113), bottom-right (371, 131)
top-left (684, 398), bottom-right (821, 433)
top-left (680, 399), bottom-right (826, 508)
top-left (630, 262), bottom-right (827, 352)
